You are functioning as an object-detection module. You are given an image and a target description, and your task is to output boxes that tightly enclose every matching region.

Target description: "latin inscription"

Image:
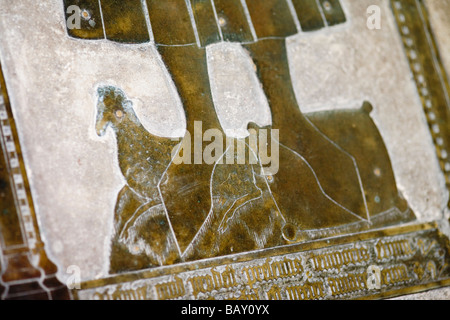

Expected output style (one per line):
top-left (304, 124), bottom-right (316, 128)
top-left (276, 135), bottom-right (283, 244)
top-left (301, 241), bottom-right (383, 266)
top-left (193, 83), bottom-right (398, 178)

top-left (78, 229), bottom-right (450, 300)
top-left (310, 246), bottom-right (370, 271)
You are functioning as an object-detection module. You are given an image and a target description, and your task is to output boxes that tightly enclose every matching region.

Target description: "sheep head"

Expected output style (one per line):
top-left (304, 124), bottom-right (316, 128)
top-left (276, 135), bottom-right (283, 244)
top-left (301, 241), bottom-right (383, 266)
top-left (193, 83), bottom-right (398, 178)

top-left (95, 85), bottom-right (132, 136)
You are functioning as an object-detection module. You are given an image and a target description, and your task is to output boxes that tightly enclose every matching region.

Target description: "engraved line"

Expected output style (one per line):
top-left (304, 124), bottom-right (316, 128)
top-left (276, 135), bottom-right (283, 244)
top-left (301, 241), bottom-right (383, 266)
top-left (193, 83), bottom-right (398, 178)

top-left (181, 143), bottom-right (230, 258)
top-left (218, 192), bottom-right (249, 232)
top-left (315, 0), bottom-right (329, 27)
top-left (277, 140), bottom-right (368, 223)
top-left (302, 115), bottom-right (370, 222)
top-left (240, 36), bottom-right (292, 44)
top-left (240, 0), bottom-right (258, 42)
top-left (185, 0), bottom-right (202, 48)
top-left (157, 143), bottom-right (183, 258)
top-left (156, 43), bottom-right (198, 47)
top-left (299, 207), bottom-right (405, 234)
top-left (210, 0), bottom-right (224, 41)
top-left (97, 0), bottom-right (107, 39)
top-left (285, 0), bottom-right (302, 33)
top-left (247, 139), bottom-right (287, 223)
top-left (217, 159), bottom-right (265, 233)
top-left (104, 36), bottom-right (294, 47)
top-left (119, 200), bottom-right (152, 240)
top-left (141, 0), bottom-right (155, 43)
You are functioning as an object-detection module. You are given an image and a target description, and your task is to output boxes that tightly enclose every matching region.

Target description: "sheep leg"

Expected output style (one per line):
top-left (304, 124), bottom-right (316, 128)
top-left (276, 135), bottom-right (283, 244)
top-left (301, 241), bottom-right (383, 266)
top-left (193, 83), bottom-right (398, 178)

top-left (118, 198), bottom-right (160, 242)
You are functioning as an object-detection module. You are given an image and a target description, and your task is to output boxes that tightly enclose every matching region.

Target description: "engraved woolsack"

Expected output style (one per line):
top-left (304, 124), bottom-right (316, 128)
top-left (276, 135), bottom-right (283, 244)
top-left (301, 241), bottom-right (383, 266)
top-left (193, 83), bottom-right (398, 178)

top-left (0, 0), bottom-right (449, 300)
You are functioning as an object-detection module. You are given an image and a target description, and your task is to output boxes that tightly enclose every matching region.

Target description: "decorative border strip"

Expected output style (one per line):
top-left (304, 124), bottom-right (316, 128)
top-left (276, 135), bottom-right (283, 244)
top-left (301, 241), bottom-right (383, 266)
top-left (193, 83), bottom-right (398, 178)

top-left (0, 94), bottom-right (37, 252)
top-left (391, 0), bottom-right (450, 202)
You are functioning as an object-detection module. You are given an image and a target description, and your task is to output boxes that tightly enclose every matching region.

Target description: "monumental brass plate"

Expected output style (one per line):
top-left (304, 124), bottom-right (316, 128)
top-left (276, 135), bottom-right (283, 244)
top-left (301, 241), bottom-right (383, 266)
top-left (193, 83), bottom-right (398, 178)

top-left (0, 0), bottom-right (449, 300)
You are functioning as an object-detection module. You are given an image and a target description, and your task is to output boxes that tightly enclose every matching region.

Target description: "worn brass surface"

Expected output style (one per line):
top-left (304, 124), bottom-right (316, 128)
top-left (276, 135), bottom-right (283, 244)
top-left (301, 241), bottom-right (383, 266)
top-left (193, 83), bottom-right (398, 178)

top-left (0, 0), bottom-right (449, 300)
top-left (191, 0), bottom-right (222, 47)
top-left (291, 0), bottom-right (326, 31)
top-left (101, 0), bottom-right (150, 43)
top-left (63, 0), bottom-right (104, 39)
top-left (318, 0), bottom-right (346, 26)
